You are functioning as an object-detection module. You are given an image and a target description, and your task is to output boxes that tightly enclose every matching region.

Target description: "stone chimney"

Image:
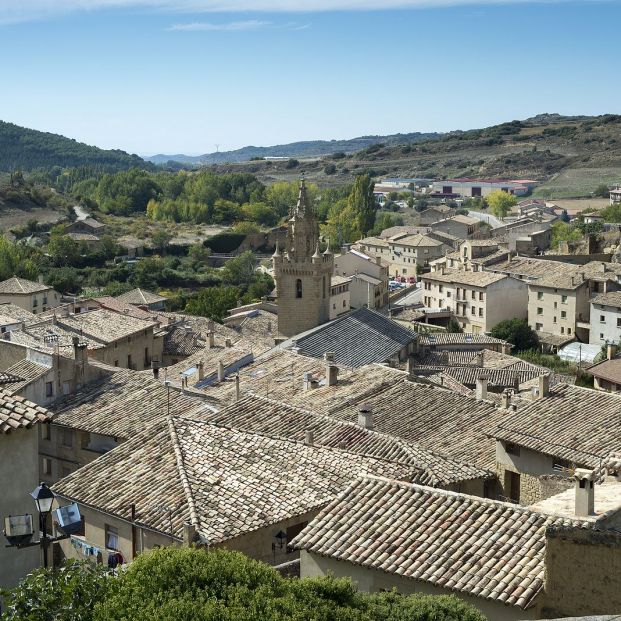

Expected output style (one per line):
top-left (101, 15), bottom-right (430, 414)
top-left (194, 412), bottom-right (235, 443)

top-left (440, 350), bottom-right (449, 365)
top-left (607, 343), bottom-right (618, 360)
top-left (574, 468), bottom-right (595, 517)
top-left (207, 320), bottom-right (215, 333)
top-left (324, 352), bottom-right (338, 387)
top-left (182, 522), bottom-right (197, 547)
top-left (475, 376), bottom-right (488, 401)
top-left (151, 359), bottom-right (159, 379)
top-left (513, 373), bottom-right (520, 392)
top-left (217, 360), bottom-right (225, 382)
top-left (304, 430), bottom-right (314, 446)
top-left (501, 342), bottom-right (511, 355)
top-left (235, 374), bottom-right (240, 402)
top-left (539, 373), bottom-right (550, 398)
top-left (207, 331), bottom-right (215, 349)
top-left (38, 274), bottom-right (45, 284)
top-left (473, 351), bottom-right (483, 367)
top-left (358, 404), bottom-right (373, 430)
top-left (406, 357), bottom-right (414, 377)
top-left (501, 389), bottom-right (512, 409)
top-left (303, 372), bottom-right (314, 392)
top-left (197, 361), bottom-right (204, 381)
top-left (225, 338), bottom-right (232, 348)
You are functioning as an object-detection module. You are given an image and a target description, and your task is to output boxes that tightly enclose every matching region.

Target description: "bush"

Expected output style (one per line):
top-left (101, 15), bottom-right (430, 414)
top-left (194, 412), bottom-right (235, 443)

top-left (285, 158), bottom-right (299, 169)
top-left (2, 548), bottom-right (488, 621)
top-left (490, 319), bottom-right (539, 352)
top-left (324, 163), bottom-right (337, 175)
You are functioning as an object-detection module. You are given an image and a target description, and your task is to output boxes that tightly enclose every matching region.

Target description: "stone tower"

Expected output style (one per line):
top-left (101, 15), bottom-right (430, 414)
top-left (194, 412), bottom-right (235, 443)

top-left (273, 179), bottom-right (333, 337)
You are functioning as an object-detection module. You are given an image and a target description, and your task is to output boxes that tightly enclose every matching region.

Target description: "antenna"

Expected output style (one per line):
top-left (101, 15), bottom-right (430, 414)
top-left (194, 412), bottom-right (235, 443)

top-left (214, 144), bottom-right (220, 153)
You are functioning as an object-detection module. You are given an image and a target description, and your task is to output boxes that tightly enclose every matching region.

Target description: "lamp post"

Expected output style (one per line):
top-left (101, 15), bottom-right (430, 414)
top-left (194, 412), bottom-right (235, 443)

top-left (31, 483), bottom-right (55, 568)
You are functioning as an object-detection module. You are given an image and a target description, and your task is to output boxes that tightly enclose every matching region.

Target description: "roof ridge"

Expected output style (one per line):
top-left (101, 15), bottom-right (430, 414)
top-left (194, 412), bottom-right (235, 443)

top-left (167, 416), bottom-right (201, 529)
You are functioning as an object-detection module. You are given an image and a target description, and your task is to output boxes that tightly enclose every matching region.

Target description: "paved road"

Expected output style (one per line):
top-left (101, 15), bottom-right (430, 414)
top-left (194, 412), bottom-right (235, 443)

top-left (467, 210), bottom-right (503, 229)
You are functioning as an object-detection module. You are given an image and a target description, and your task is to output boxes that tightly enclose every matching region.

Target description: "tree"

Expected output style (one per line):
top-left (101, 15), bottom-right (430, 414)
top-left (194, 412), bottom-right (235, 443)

top-left (265, 181), bottom-right (318, 219)
top-left (0, 237), bottom-right (40, 281)
top-left (222, 251), bottom-right (257, 286)
top-left (185, 286), bottom-right (240, 322)
top-left (348, 174), bottom-right (376, 236)
top-left (490, 318), bottom-right (539, 352)
top-left (152, 229), bottom-right (173, 255)
top-left (1, 548), bottom-right (487, 621)
top-left (47, 227), bottom-right (82, 267)
top-left (446, 317), bottom-right (463, 333)
top-left (560, 209), bottom-right (570, 223)
top-left (486, 190), bottom-right (517, 220)
top-left (594, 183), bottom-right (610, 198)
top-left (323, 199), bottom-right (361, 248)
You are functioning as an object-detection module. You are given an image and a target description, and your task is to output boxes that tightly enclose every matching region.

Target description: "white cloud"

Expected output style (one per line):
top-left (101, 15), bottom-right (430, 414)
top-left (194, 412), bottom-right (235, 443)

top-left (0, 0), bottom-right (605, 24)
top-left (169, 19), bottom-right (271, 30)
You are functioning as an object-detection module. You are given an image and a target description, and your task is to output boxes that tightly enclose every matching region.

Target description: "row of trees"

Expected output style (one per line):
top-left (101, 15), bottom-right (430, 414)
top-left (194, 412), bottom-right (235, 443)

top-left (1, 548), bottom-right (486, 621)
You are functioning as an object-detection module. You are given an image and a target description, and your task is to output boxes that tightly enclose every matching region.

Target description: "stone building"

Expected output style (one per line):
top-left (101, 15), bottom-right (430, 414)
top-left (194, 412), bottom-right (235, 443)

top-left (273, 180), bottom-right (333, 337)
top-left (0, 276), bottom-right (61, 315)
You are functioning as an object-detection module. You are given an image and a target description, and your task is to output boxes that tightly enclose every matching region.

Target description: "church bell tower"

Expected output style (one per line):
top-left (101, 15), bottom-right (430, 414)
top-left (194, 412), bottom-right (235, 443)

top-left (273, 179), bottom-right (333, 337)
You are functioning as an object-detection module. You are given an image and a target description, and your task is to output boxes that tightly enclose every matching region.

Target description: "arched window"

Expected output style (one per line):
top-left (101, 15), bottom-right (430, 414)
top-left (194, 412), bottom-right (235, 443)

top-left (296, 279), bottom-right (303, 299)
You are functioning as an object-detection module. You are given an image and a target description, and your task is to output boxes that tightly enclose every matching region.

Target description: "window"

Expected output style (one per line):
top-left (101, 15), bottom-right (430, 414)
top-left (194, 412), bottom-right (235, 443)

top-left (553, 457), bottom-right (572, 472)
top-left (568, 327), bottom-right (572, 335)
top-left (42, 424), bottom-right (51, 441)
top-left (600, 315), bottom-right (606, 323)
top-left (114, 360), bottom-right (119, 367)
top-left (439, 285), bottom-right (443, 293)
top-left (561, 311), bottom-right (567, 319)
top-left (62, 429), bottom-right (73, 448)
top-left (618, 318), bottom-right (621, 328)
top-left (127, 355), bottom-right (132, 369)
top-left (600, 333), bottom-right (604, 339)
top-left (343, 300), bottom-right (346, 307)
top-left (479, 308), bottom-right (483, 317)
top-left (105, 524), bottom-right (119, 551)
top-left (561, 326), bottom-right (565, 334)
top-left (479, 292), bottom-right (483, 301)
top-left (536, 323), bottom-right (543, 331)
top-left (471, 291), bottom-right (476, 300)
top-left (447, 291), bottom-right (451, 298)
top-left (537, 307), bottom-right (543, 315)
top-left (553, 316), bottom-right (557, 323)
top-left (554, 301), bottom-right (558, 309)
top-left (45, 381), bottom-right (53, 398)
top-left (295, 279), bottom-right (303, 298)
top-left (322, 276), bottom-right (326, 299)
top-left (332, 303), bottom-right (336, 310)
top-left (561, 295), bottom-right (568, 304)
top-left (42, 457), bottom-right (52, 476)
top-left (471, 306), bottom-right (476, 315)
top-left (537, 291), bottom-right (543, 300)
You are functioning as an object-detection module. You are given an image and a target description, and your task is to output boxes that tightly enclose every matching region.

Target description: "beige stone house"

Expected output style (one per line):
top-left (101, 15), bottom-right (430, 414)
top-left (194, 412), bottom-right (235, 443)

top-left (0, 390), bottom-right (51, 587)
top-left (385, 233), bottom-right (445, 278)
top-left (333, 248), bottom-right (389, 309)
top-left (116, 288), bottom-right (167, 311)
top-left (420, 269), bottom-right (528, 334)
top-left (0, 276), bottom-right (61, 315)
top-left (430, 214), bottom-right (480, 238)
top-left (293, 474), bottom-right (621, 621)
top-left (51, 414), bottom-right (415, 569)
top-left (490, 382), bottom-right (621, 505)
top-left (329, 275), bottom-right (351, 319)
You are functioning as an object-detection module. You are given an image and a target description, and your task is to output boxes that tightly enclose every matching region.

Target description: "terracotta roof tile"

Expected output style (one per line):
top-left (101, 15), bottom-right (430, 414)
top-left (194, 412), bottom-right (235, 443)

top-left (0, 389), bottom-right (50, 433)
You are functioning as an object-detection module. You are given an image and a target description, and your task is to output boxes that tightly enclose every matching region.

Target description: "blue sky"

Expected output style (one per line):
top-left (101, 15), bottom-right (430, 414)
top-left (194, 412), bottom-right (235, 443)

top-left (0, 1), bottom-right (619, 155)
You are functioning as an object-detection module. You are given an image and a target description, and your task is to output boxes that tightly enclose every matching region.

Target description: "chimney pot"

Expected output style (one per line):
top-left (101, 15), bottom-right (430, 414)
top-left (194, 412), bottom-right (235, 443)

top-left (501, 389), bottom-right (512, 409)
top-left (358, 404), bottom-right (373, 430)
top-left (574, 469), bottom-right (595, 516)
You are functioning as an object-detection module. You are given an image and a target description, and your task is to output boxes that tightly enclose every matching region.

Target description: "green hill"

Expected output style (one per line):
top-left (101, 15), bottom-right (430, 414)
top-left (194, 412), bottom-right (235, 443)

top-left (0, 121), bottom-right (151, 173)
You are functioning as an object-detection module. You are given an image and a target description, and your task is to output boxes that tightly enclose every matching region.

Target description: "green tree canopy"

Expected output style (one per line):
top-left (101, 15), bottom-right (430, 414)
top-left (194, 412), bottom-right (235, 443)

top-left (490, 318), bottom-right (539, 352)
top-left (185, 285), bottom-right (240, 322)
top-left (1, 548), bottom-right (487, 621)
top-left (486, 190), bottom-right (517, 219)
top-left (348, 174), bottom-right (376, 236)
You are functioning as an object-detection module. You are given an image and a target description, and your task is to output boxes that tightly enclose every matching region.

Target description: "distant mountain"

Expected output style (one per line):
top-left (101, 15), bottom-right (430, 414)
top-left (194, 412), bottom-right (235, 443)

top-left (0, 121), bottom-right (151, 173)
top-left (145, 131), bottom-right (442, 166)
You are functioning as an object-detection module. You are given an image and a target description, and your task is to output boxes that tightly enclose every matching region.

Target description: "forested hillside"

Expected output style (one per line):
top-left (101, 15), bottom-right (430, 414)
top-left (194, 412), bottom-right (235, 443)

top-left (0, 121), bottom-right (151, 172)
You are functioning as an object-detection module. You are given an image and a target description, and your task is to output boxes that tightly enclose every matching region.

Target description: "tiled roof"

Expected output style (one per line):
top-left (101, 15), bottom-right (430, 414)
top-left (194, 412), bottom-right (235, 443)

top-left (210, 350), bottom-right (406, 414)
top-left (54, 416), bottom-right (418, 543)
top-left (390, 234), bottom-right (443, 248)
top-left (592, 291), bottom-right (621, 310)
top-left (80, 217), bottom-right (104, 229)
top-left (163, 325), bottom-right (205, 357)
top-left (94, 296), bottom-right (161, 322)
top-left (0, 276), bottom-right (51, 294)
top-left (417, 333), bottom-right (509, 347)
top-left (421, 269), bottom-right (509, 287)
top-left (117, 288), bottom-right (167, 305)
top-left (358, 236), bottom-right (389, 247)
top-left (292, 476), bottom-right (591, 610)
top-left (588, 358), bottom-right (621, 385)
top-left (351, 273), bottom-right (382, 286)
top-left (66, 233), bottom-right (100, 241)
top-left (0, 303), bottom-right (38, 323)
top-left (56, 309), bottom-right (157, 344)
top-left (331, 382), bottom-right (503, 469)
top-left (3, 359), bottom-right (51, 394)
top-left (413, 365), bottom-right (542, 390)
top-left (233, 310), bottom-right (279, 355)
top-left (50, 367), bottom-right (216, 438)
top-left (294, 307), bottom-right (417, 368)
top-left (10, 322), bottom-right (105, 355)
top-left (0, 371), bottom-right (25, 385)
top-left (0, 389), bottom-right (50, 433)
top-left (205, 395), bottom-right (491, 487)
top-left (433, 214), bottom-right (479, 226)
top-left (486, 257), bottom-right (569, 280)
top-left (490, 383), bottom-right (621, 467)
top-left (331, 275), bottom-right (352, 287)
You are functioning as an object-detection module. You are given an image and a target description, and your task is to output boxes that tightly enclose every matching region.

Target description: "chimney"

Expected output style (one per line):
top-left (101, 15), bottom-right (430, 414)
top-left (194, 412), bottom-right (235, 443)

top-left (197, 361), bottom-right (204, 381)
top-left (513, 373), bottom-right (520, 392)
top-left (607, 343), bottom-right (618, 360)
top-left (38, 274), bottom-right (44, 284)
top-left (207, 331), bottom-right (215, 349)
top-left (475, 376), bottom-right (488, 401)
top-left (183, 522), bottom-right (197, 547)
top-left (539, 373), bottom-right (550, 398)
top-left (358, 404), bottom-right (373, 430)
top-left (72, 336), bottom-right (80, 361)
top-left (225, 338), bottom-right (232, 348)
top-left (151, 359), bottom-right (159, 379)
top-left (217, 360), bottom-right (225, 382)
top-left (303, 372), bottom-right (313, 392)
top-left (473, 351), bottom-right (483, 367)
top-left (207, 320), bottom-right (215, 333)
top-left (501, 342), bottom-right (511, 355)
top-left (235, 374), bottom-right (240, 402)
top-left (501, 389), bottom-right (512, 409)
top-left (324, 352), bottom-right (338, 386)
top-left (406, 357), bottom-right (414, 377)
top-left (574, 469), bottom-right (595, 517)
top-left (440, 350), bottom-right (449, 365)
top-left (304, 430), bottom-right (314, 446)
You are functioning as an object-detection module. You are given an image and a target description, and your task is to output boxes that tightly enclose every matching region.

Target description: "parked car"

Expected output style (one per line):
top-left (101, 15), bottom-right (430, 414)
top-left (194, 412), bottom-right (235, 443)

top-left (407, 276), bottom-right (416, 284)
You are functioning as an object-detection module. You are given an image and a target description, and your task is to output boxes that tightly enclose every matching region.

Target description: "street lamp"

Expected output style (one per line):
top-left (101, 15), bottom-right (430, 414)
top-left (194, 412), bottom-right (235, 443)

top-left (31, 482), bottom-right (55, 568)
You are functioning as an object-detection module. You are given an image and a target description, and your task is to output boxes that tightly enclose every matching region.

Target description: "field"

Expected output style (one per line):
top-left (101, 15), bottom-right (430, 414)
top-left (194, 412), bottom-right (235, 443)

top-left (533, 167), bottom-right (621, 199)
top-left (0, 204), bottom-right (66, 230)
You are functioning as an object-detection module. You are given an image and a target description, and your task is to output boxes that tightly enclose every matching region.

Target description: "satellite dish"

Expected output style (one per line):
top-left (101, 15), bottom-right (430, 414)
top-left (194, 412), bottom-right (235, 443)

top-left (55, 503), bottom-right (83, 535)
